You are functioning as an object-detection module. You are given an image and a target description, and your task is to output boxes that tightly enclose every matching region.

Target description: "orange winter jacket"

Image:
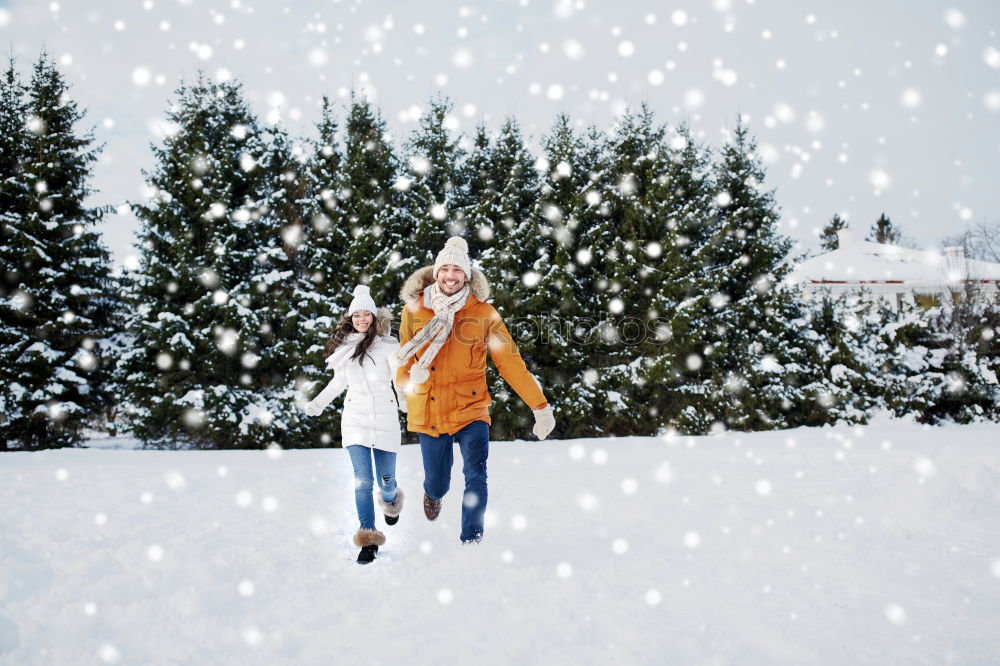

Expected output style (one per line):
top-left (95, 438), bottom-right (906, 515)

top-left (396, 266), bottom-right (548, 436)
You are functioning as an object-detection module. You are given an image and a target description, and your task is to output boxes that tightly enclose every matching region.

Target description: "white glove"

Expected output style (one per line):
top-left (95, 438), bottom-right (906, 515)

top-left (396, 395), bottom-right (408, 414)
top-left (532, 405), bottom-right (555, 440)
top-left (303, 401), bottom-right (323, 417)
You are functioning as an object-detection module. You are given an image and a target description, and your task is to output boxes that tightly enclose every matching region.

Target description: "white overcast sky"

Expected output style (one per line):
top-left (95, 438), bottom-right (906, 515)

top-left (1, 0), bottom-right (998, 266)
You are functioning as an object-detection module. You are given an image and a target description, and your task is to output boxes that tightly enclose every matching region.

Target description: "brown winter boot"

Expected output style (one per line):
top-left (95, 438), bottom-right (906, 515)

top-left (378, 488), bottom-right (405, 526)
top-left (423, 492), bottom-right (442, 521)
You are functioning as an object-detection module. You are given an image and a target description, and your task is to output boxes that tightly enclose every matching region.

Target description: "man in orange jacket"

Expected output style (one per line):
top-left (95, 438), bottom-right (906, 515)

top-left (396, 236), bottom-right (556, 543)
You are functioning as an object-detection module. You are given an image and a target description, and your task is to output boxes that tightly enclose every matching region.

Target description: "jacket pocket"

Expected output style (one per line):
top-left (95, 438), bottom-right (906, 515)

top-left (469, 336), bottom-right (487, 372)
top-left (452, 379), bottom-right (490, 422)
top-left (407, 382), bottom-right (432, 428)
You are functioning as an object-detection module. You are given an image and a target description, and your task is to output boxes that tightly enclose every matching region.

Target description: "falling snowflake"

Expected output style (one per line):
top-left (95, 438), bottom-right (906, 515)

top-left (884, 603), bottom-right (907, 625)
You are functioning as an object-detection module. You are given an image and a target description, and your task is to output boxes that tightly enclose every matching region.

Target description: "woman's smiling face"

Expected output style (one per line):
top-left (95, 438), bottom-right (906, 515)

top-left (352, 310), bottom-right (374, 333)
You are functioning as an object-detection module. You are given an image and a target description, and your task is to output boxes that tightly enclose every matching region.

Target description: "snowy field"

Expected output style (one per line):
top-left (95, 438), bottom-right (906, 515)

top-left (2, 417), bottom-right (1000, 665)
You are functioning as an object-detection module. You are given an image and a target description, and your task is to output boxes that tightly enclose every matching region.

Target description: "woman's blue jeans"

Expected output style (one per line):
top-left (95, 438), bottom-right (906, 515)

top-left (346, 445), bottom-right (398, 530)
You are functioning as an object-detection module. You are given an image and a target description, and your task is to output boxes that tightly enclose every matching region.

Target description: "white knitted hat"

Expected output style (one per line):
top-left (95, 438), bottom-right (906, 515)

top-left (347, 284), bottom-right (378, 316)
top-left (434, 236), bottom-right (472, 279)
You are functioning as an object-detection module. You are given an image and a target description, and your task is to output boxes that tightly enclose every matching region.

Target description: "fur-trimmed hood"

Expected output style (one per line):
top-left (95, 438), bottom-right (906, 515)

top-left (398, 265), bottom-right (491, 306)
top-left (374, 306), bottom-right (394, 337)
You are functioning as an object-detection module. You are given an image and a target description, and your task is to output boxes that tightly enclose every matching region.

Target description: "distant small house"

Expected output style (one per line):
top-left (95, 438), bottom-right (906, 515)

top-left (790, 229), bottom-right (1000, 309)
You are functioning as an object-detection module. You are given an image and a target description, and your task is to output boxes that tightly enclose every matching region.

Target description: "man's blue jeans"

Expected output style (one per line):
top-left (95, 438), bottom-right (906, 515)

top-left (418, 420), bottom-right (490, 542)
top-left (346, 445), bottom-right (398, 530)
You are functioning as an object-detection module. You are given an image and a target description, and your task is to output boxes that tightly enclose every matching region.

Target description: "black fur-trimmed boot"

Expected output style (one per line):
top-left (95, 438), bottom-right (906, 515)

top-left (379, 488), bottom-right (405, 526)
top-left (353, 528), bottom-right (386, 565)
top-left (357, 544), bottom-right (378, 565)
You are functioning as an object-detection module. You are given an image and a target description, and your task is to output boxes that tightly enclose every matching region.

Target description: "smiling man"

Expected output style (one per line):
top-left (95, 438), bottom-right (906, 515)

top-left (396, 236), bottom-right (556, 543)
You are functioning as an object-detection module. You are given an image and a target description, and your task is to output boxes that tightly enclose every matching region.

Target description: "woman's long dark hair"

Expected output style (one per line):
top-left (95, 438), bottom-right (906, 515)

top-left (323, 308), bottom-right (388, 364)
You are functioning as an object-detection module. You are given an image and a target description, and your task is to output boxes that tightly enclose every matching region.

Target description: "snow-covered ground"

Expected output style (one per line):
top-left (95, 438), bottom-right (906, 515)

top-left (2, 417), bottom-right (999, 665)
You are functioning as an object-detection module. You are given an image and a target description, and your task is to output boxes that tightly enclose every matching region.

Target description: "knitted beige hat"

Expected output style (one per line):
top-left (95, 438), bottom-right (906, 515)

top-left (433, 236), bottom-right (472, 279)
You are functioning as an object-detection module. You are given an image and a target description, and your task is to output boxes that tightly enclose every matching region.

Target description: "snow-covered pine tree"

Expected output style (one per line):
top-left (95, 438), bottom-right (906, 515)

top-left (867, 212), bottom-right (901, 245)
top-left (120, 75), bottom-right (304, 448)
top-left (454, 123), bottom-right (497, 261)
top-left (0, 59), bottom-right (28, 310)
top-left (487, 118), bottom-right (541, 252)
top-left (885, 288), bottom-right (1000, 424)
top-left (679, 119), bottom-right (803, 433)
top-left (513, 114), bottom-right (610, 438)
top-left (242, 126), bottom-right (322, 447)
top-left (874, 301), bottom-right (947, 420)
top-left (0, 54), bottom-right (116, 450)
top-left (794, 293), bottom-right (890, 425)
top-left (639, 125), bottom-right (724, 433)
top-left (572, 122), bottom-right (618, 319)
top-left (469, 118), bottom-right (546, 438)
top-left (298, 97), bottom-right (348, 318)
top-left (819, 214), bottom-right (848, 252)
top-left (476, 118), bottom-right (541, 316)
top-left (292, 97), bottom-right (350, 445)
top-left (392, 95), bottom-right (463, 285)
top-left (589, 105), bottom-right (677, 436)
top-left (0, 59), bottom-right (34, 449)
top-left (0, 58), bottom-right (25, 217)
top-left (336, 93), bottom-right (401, 308)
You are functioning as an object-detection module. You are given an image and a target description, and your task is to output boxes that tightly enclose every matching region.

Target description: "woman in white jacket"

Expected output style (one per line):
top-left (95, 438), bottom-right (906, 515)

top-left (304, 285), bottom-right (406, 565)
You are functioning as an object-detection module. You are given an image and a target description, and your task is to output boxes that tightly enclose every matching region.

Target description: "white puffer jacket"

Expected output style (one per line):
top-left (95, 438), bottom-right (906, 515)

top-left (306, 335), bottom-right (404, 453)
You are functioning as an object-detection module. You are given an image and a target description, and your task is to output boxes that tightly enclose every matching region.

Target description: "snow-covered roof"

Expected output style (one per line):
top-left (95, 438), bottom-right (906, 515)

top-left (791, 229), bottom-right (1000, 288)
